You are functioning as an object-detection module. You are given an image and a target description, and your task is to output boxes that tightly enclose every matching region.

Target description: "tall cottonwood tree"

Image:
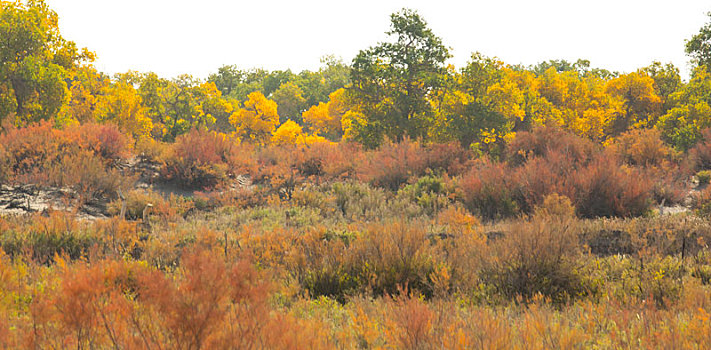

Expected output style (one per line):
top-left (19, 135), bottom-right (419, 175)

top-left (686, 12), bottom-right (711, 70)
top-left (348, 8), bottom-right (450, 147)
top-left (0, 0), bottom-right (93, 126)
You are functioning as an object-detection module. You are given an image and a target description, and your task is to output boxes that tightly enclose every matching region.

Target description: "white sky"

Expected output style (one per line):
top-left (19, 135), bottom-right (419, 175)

top-left (46, 0), bottom-right (711, 80)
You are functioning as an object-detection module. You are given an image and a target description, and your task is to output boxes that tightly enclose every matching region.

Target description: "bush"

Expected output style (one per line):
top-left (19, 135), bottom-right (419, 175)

top-left (162, 129), bottom-right (234, 189)
top-left (572, 155), bottom-right (653, 218)
top-left (352, 221), bottom-right (437, 297)
top-left (0, 122), bottom-right (132, 194)
top-left (331, 181), bottom-right (388, 222)
top-left (48, 150), bottom-right (129, 202)
top-left (68, 123), bottom-right (132, 162)
top-left (0, 213), bottom-right (97, 264)
top-left (687, 128), bottom-right (711, 172)
top-left (481, 212), bottom-right (594, 304)
top-left (360, 138), bottom-right (428, 191)
top-left (424, 142), bottom-right (473, 176)
top-left (398, 175), bottom-right (452, 216)
top-left (692, 187), bottom-right (711, 217)
top-left (609, 128), bottom-right (674, 167)
top-left (699, 170), bottom-right (711, 185)
top-left (506, 127), bottom-right (597, 167)
top-left (457, 160), bottom-right (520, 221)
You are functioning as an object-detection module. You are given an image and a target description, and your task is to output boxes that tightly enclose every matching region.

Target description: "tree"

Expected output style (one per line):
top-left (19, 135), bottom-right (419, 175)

top-left (348, 8), bottom-right (450, 146)
top-left (605, 72), bottom-right (662, 135)
top-left (95, 82), bottom-right (153, 141)
top-left (0, 0), bottom-right (93, 126)
top-left (296, 55), bottom-right (351, 107)
top-left (431, 55), bottom-right (515, 151)
top-left (302, 88), bottom-right (348, 140)
top-left (686, 12), bottom-right (711, 70)
top-left (136, 73), bottom-right (230, 141)
top-left (639, 61), bottom-right (681, 114)
top-left (271, 81), bottom-right (306, 124)
top-left (657, 67), bottom-right (711, 150)
top-left (229, 91), bottom-right (279, 144)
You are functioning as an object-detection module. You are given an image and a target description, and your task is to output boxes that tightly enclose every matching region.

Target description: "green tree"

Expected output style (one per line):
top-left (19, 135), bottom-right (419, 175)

top-left (0, 0), bottom-right (92, 126)
top-left (272, 81), bottom-right (306, 124)
top-left (657, 67), bottom-right (711, 150)
top-left (639, 62), bottom-right (681, 114)
top-left (686, 12), bottom-right (711, 70)
top-left (348, 8), bottom-right (450, 146)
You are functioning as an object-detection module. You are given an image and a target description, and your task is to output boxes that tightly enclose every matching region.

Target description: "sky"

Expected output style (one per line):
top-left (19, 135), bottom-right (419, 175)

top-left (46, 0), bottom-right (711, 80)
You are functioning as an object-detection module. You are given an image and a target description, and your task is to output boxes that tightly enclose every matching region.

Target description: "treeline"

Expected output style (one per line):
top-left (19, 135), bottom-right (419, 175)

top-left (2, 1), bottom-right (711, 155)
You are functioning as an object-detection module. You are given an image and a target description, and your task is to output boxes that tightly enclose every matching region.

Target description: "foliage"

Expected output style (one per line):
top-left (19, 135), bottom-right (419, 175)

top-left (230, 91), bottom-right (279, 144)
top-left (686, 11), bottom-right (711, 70)
top-left (162, 128), bottom-right (234, 189)
top-left (0, 0), bottom-right (93, 126)
top-left (348, 8), bottom-right (450, 146)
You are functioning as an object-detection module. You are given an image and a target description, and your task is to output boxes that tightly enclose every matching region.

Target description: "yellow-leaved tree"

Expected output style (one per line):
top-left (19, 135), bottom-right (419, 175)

top-left (605, 72), bottom-right (662, 135)
top-left (302, 88), bottom-right (348, 140)
top-left (229, 91), bottom-right (279, 144)
top-left (95, 82), bottom-right (153, 141)
top-left (271, 120), bottom-right (327, 145)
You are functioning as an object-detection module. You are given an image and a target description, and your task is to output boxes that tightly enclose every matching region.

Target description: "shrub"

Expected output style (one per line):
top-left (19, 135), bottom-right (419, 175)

top-left (687, 128), bottom-right (711, 172)
top-left (424, 142), bottom-right (473, 176)
top-left (609, 128), bottom-right (674, 168)
top-left (360, 138), bottom-right (428, 191)
top-left (513, 151), bottom-right (574, 214)
top-left (331, 181), bottom-right (388, 222)
top-left (506, 127), bottom-right (597, 167)
top-left (699, 170), bottom-right (711, 186)
top-left (0, 121), bottom-right (66, 184)
top-left (571, 155), bottom-right (653, 218)
top-left (481, 213), bottom-right (594, 304)
top-left (398, 175), bottom-right (452, 216)
top-left (644, 164), bottom-right (690, 205)
top-left (162, 129), bottom-right (234, 189)
top-left (0, 213), bottom-right (96, 264)
top-left (47, 150), bottom-right (128, 202)
top-left (0, 122), bottom-right (132, 197)
top-left (692, 186), bottom-right (711, 217)
top-left (352, 221), bottom-right (437, 297)
top-left (68, 123), bottom-right (132, 162)
top-left (457, 160), bottom-right (520, 221)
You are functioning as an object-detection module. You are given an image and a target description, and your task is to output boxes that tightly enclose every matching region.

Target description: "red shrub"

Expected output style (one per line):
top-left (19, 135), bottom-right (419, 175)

top-left (514, 152), bottom-right (572, 213)
top-left (687, 128), bottom-right (711, 173)
top-left (69, 123), bottom-right (132, 161)
top-left (162, 129), bottom-right (235, 189)
top-left (506, 126), bottom-right (597, 167)
top-left (0, 121), bottom-right (66, 184)
top-left (571, 155), bottom-right (653, 218)
top-left (457, 159), bottom-right (520, 221)
top-left (360, 138), bottom-right (428, 191)
top-left (301, 141), bottom-right (365, 180)
top-left (609, 128), bottom-right (675, 168)
top-left (424, 142), bottom-right (473, 176)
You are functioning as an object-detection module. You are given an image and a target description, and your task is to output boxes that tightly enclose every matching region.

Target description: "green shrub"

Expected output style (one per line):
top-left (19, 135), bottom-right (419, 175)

top-left (698, 170), bottom-right (711, 185)
top-left (481, 214), bottom-right (595, 305)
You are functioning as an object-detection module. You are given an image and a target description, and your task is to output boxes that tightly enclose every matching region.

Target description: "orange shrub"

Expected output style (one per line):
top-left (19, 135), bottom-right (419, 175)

top-left (424, 142), bottom-right (473, 176)
top-left (687, 128), bottom-right (711, 173)
top-left (66, 123), bottom-right (132, 162)
top-left (571, 155), bottom-right (653, 218)
top-left (360, 138), bottom-right (428, 191)
top-left (457, 159), bottom-right (520, 221)
top-left (506, 126), bottom-right (597, 166)
top-left (0, 121), bottom-right (67, 184)
top-left (0, 121), bottom-right (132, 192)
top-left (609, 128), bottom-right (674, 168)
top-left (162, 128), bottom-right (235, 189)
